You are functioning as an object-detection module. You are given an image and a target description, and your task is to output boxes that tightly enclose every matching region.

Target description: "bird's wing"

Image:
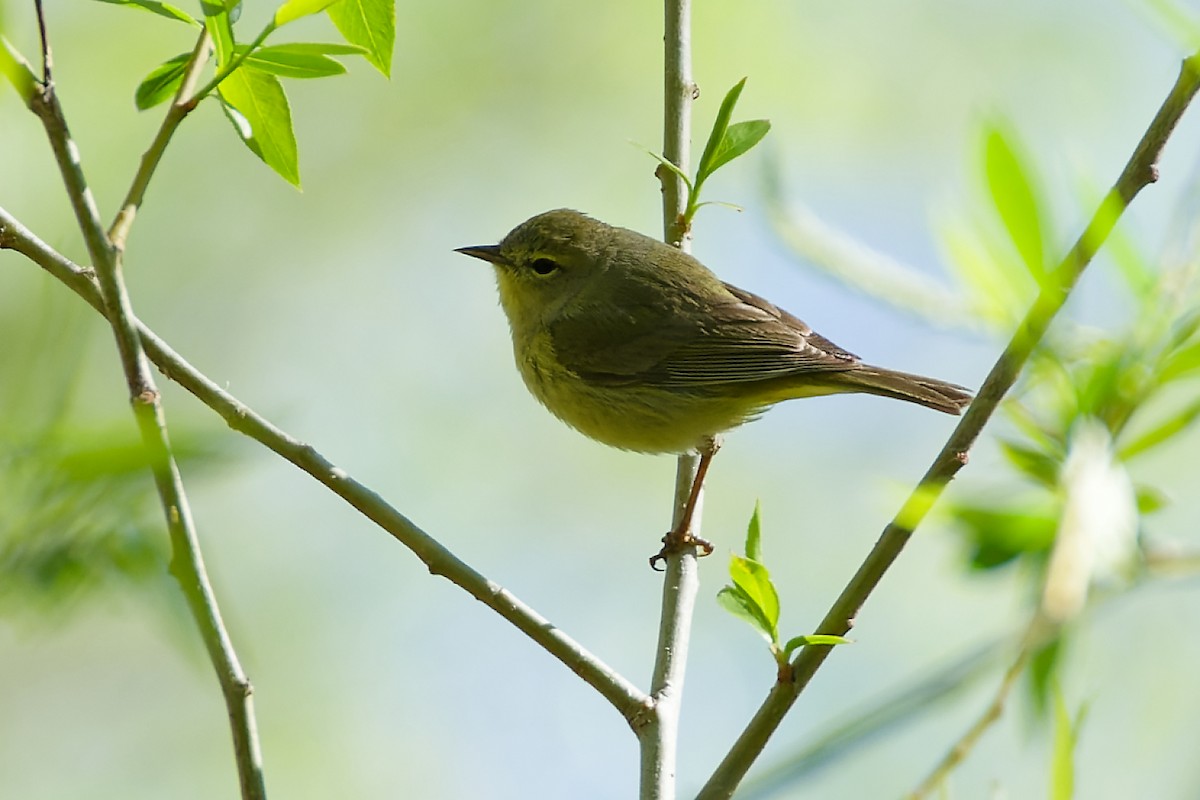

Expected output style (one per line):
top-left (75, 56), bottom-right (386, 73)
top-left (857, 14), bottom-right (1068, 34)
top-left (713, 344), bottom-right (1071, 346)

top-left (549, 280), bottom-right (861, 388)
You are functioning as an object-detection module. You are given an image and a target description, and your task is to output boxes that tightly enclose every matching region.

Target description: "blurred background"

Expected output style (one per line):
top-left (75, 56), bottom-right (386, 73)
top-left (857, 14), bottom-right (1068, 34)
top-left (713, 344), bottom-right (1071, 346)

top-left (2, 0), bottom-right (1200, 797)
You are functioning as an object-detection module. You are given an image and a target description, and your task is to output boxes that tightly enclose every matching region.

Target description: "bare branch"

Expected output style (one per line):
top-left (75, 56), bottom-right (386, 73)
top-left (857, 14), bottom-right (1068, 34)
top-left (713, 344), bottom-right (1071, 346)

top-left (20, 8), bottom-right (263, 796)
top-left (637, 1), bottom-right (703, 797)
top-left (0, 206), bottom-right (652, 727)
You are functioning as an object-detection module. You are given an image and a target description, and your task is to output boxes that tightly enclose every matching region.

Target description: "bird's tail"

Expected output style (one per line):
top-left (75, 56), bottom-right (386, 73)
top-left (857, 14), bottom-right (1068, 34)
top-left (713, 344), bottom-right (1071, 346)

top-left (832, 365), bottom-right (973, 415)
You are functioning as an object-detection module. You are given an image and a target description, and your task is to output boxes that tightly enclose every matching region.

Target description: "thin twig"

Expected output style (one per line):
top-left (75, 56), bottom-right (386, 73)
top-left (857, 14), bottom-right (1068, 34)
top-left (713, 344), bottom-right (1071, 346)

top-left (907, 616), bottom-right (1055, 799)
top-left (24, 5), bottom-right (264, 797)
top-left (34, 0), bottom-right (52, 84)
top-left (636, 0), bottom-right (702, 797)
top-left (0, 207), bottom-right (652, 726)
top-left (109, 28), bottom-right (212, 251)
top-left (738, 636), bottom-right (1009, 799)
top-left (696, 51), bottom-right (1200, 800)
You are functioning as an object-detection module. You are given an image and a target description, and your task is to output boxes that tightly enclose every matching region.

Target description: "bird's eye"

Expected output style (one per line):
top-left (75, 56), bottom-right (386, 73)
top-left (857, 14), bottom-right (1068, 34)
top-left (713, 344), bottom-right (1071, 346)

top-left (530, 257), bottom-right (560, 276)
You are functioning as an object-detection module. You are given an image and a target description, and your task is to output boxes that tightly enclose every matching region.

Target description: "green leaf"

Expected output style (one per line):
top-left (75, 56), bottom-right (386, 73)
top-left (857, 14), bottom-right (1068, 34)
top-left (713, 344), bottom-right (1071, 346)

top-left (327, 0), bottom-right (394, 77)
top-left (997, 438), bottom-right (1061, 488)
top-left (275, 0), bottom-right (343, 27)
top-left (702, 119), bottom-right (770, 179)
top-left (1166, 307), bottom-right (1200, 350)
top-left (936, 215), bottom-right (1027, 328)
top-left (92, 0), bottom-right (199, 25)
top-left (1135, 484), bottom-right (1169, 515)
top-left (635, 144), bottom-right (693, 193)
top-left (1027, 632), bottom-right (1063, 716)
top-left (950, 501), bottom-right (1058, 570)
top-left (1158, 338), bottom-right (1200, 384)
top-left (218, 67), bottom-right (300, 186)
top-left (241, 45), bottom-right (346, 79)
top-left (1, 36), bottom-right (40, 106)
top-left (0, 421), bottom-right (223, 617)
top-left (135, 52), bottom-right (190, 110)
top-left (1117, 396), bottom-right (1200, 460)
top-left (717, 586), bottom-right (775, 645)
top-left (696, 78), bottom-right (746, 184)
top-left (745, 500), bottom-right (763, 563)
top-left (200, 0), bottom-right (236, 68)
top-left (984, 123), bottom-right (1047, 283)
top-left (259, 42), bottom-right (368, 56)
top-left (781, 634), bottom-right (851, 659)
top-left (1074, 351), bottom-right (1126, 419)
top-left (728, 554), bottom-right (780, 641)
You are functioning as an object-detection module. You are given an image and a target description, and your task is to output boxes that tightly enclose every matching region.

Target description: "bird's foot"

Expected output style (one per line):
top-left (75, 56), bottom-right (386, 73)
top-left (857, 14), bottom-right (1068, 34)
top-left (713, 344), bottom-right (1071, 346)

top-left (648, 529), bottom-right (714, 571)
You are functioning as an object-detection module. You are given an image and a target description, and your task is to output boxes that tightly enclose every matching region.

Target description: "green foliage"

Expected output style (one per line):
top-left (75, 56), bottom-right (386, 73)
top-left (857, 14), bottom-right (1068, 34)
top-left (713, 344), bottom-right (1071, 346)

top-left (200, 0), bottom-right (236, 69)
top-left (135, 52), bottom-right (191, 109)
top-left (0, 294), bottom-right (226, 619)
top-left (929, 118), bottom-right (1200, 724)
top-left (643, 77), bottom-right (771, 231)
top-left (102, 0), bottom-right (394, 183)
top-left (931, 119), bottom-right (1200, 584)
top-left (242, 43), bottom-right (358, 78)
top-left (0, 429), bottom-right (167, 615)
top-left (984, 123), bottom-right (1048, 285)
top-left (94, 0), bottom-right (199, 25)
top-left (0, 33), bottom-right (39, 106)
top-left (1028, 634), bottom-right (1064, 717)
top-left (274, 0), bottom-right (344, 28)
top-left (0, 423), bottom-right (223, 617)
top-left (693, 79), bottom-right (770, 200)
top-left (948, 501), bottom-right (1058, 570)
top-left (327, 0), bottom-right (394, 76)
top-left (718, 503), bottom-right (850, 667)
top-left (936, 123), bottom-right (1055, 329)
top-left (218, 67), bottom-right (300, 185)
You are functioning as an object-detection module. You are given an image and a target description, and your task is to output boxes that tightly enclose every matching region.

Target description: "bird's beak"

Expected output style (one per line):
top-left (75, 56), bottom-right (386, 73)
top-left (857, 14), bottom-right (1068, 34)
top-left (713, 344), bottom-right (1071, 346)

top-left (455, 244), bottom-right (508, 266)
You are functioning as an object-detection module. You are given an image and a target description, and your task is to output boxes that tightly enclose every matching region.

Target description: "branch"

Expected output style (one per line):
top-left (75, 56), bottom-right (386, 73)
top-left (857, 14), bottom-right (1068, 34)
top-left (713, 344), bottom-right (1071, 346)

top-left (108, 28), bottom-right (212, 251)
top-left (907, 616), bottom-right (1054, 799)
top-left (739, 636), bottom-right (1009, 798)
top-left (21, 3), bottom-right (266, 797)
top-left (636, 0), bottom-right (702, 797)
top-left (0, 208), bottom-right (651, 726)
top-left (696, 51), bottom-right (1200, 800)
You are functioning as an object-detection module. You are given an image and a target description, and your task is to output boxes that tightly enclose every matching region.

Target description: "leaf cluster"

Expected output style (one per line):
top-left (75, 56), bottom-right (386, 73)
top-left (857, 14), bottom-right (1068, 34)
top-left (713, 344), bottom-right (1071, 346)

top-left (647, 77), bottom-right (771, 233)
top-left (935, 122), bottom-right (1200, 715)
top-left (111, 0), bottom-right (395, 185)
top-left (717, 502), bottom-right (849, 670)
top-left (946, 123), bottom-right (1200, 576)
top-left (0, 422), bottom-right (223, 618)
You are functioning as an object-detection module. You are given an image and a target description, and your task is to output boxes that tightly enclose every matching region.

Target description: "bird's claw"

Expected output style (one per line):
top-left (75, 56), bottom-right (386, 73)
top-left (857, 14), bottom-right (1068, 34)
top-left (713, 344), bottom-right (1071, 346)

top-left (648, 529), bottom-right (714, 571)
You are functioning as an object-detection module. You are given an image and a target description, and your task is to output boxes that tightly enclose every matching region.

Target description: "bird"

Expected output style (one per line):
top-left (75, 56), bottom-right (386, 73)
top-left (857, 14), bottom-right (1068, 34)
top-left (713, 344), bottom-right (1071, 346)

top-left (457, 209), bottom-right (972, 566)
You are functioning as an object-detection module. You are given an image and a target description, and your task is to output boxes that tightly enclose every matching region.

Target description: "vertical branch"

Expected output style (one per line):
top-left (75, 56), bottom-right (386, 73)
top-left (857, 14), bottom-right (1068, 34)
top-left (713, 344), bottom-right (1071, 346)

top-left (22, 5), bottom-right (266, 798)
top-left (640, 1), bottom-right (701, 798)
top-left (660, 0), bottom-right (694, 250)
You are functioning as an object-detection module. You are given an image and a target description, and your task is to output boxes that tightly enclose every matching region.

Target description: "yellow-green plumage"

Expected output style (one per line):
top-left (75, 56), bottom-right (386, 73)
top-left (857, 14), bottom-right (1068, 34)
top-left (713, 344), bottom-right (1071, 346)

top-left (458, 209), bottom-right (971, 455)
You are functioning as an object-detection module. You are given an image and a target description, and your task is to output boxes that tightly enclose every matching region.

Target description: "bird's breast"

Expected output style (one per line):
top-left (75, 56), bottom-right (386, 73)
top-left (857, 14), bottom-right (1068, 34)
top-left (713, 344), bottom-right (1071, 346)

top-left (509, 330), bottom-right (759, 453)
